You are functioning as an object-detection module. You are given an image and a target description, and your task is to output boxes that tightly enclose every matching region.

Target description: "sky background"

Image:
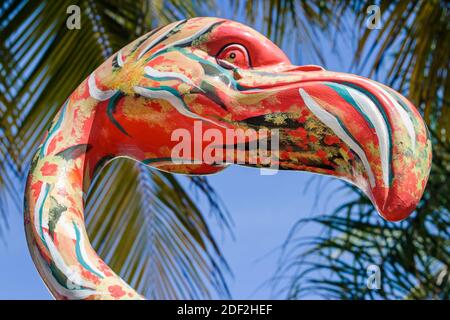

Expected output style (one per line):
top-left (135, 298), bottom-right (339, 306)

top-left (0, 3), bottom-right (379, 299)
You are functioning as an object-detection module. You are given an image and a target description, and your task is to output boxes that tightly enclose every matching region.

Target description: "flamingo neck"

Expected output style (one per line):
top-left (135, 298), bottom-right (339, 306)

top-left (24, 87), bottom-right (143, 300)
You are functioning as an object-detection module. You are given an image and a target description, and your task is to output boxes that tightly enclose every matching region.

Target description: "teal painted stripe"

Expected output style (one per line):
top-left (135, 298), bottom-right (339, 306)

top-left (143, 85), bottom-right (181, 97)
top-left (384, 87), bottom-right (426, 139)
top-left (144, 74), bottom-right (185, 83)
top-left (325, 82), bottom-right (375, 129)
top-left (73, 222), bottom-right (104, 278)
top-left (40, 100), bottom-right (68, 157)
top-left (107, 91), bottom-right (129, 136)
top-left (148, 47), bottom-right (239, 88)
top-left (143, 157), bottom-right (190, 164)
top-left (340, 81), bottom-right (394, 186)
top-left (142, 85), bottom-right (193, 112)
top-left (383, 87), bottom-right (411, 116)
top-left (146, 47), bottom-right (261, 92)
top-left (139, 19), bottom-right (187, 58)
top-left (38, 184), bottom-right (51, 248)
top-left (334, 116), bottom-right (366, 161)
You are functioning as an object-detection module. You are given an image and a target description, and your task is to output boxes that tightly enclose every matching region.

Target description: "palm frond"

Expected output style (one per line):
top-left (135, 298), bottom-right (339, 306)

top-left (86, 159), bottom-right (231, 299)
top-left (234, 0), bottom-right (339, 64)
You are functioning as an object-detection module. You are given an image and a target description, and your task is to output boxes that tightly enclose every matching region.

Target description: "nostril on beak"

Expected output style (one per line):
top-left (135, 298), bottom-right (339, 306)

top-left (288, 65), bottom-right (326, 72)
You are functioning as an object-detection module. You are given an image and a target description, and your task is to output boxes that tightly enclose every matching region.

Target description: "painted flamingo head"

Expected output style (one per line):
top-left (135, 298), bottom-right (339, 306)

top-left (103, 17), bottom-right (432, 221)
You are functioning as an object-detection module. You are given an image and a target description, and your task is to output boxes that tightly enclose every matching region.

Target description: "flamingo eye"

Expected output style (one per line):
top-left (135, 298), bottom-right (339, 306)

top-left (216, 44), bottom-right (251, 69)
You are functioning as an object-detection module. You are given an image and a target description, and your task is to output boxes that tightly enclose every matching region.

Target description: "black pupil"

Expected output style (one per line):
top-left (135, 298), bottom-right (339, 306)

top-left (229, 52), bottom-right (236, 59)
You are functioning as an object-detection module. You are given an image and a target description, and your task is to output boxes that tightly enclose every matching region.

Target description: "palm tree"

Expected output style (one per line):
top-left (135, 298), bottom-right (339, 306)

top-left (0, 0), bottom-right (233, 299)
top-left (253, 0), bottom-right (449, 299)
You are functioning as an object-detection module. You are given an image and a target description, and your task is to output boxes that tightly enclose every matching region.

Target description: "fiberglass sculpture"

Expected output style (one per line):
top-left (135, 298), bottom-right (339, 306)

top-left (24, 18), bottom-right (432, 300)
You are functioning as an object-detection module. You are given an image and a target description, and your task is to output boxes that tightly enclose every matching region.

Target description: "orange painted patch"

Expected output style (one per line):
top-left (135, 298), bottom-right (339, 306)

top-left (108, 285), bottom-right (126, 299)
top-left (290, 127), bottom-right (308, 140)
top-left (316, 149), bottom-right (330, 165)
top-left (98, 260), bottom-right (113, 277)
top-left (81, 269), bottom-right (101, 285)
top-left (40, 162), bottom-right (58, 176)
top-left (47, 138), bottom-right (57, 154)
top-left (324, 135), bottom-right (340, 146)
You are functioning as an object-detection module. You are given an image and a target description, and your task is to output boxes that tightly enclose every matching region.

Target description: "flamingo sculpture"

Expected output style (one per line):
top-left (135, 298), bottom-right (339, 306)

top-left (24, 18), bottom-right (432, 300)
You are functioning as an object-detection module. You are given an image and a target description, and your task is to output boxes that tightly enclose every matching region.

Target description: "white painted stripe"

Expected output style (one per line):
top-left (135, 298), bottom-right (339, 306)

top-left (134, 86), bottom-right (226, 128)
top-left (75, 222), bottom-right (106, 278)
top-left (88, 74), bottom-right (117, 101)
top-left (369, 81), bottom-right (416, 151)
top-left (300, 88), bottom-right (376, 187)
top-left (43, 232), bottom-right (95, 289)
top-left (33, 245), bottom-right (100, 299)
top-left (134, 86), bottom-right (201, 119)
top-left (346, 86), bottom-right (390, 186)
top-left (144, 66), bottom-right (195, 86)
top-left (386, 93), bottom-right (416, 150)
top-left (344, 75), bottom-right (416, 151)
top-left (150, 21), bottom-right (219, 58)
top-left (59, 217), bottom-right (76, 240)
top-left (42, 104), bottom-right (67, 155)
top-left (138, 21), bottom-right (185, 59)
top-left (117, 49), bottom-right (124, 67)
top-left (34, 183), bottom-right (48, 239)
top-left (42, 139), bottom-right (52, 156)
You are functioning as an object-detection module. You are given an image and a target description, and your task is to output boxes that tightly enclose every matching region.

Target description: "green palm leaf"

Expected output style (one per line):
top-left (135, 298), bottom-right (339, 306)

top-left (237, 0), bottom-right (337, 63)
top-left (86, 159), bottom-right (231, 299)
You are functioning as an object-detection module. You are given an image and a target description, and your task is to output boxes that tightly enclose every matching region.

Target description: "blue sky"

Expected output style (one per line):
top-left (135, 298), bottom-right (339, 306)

top-left (0, 3), bottom-right (377, 299)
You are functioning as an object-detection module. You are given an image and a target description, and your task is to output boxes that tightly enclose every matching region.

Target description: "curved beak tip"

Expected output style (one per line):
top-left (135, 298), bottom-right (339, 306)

top-left (378, 201), bottom-right (415, 222)
top-left (375, 187), bottom-right (422, 222)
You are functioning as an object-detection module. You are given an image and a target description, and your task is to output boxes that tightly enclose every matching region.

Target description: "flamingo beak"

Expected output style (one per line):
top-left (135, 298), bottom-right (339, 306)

top-left (238, 66), bottom-right (432, 221)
